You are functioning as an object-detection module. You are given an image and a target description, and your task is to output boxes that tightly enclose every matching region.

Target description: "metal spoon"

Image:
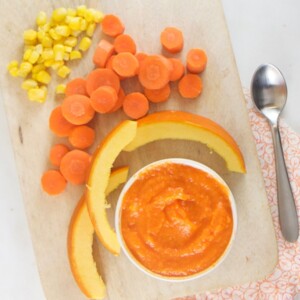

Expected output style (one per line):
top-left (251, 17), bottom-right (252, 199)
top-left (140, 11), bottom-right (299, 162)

top-left (251, 64), bottom-right (299, 242)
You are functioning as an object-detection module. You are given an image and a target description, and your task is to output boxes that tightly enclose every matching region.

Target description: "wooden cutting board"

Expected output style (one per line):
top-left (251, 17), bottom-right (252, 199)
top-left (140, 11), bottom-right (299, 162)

top-left (0, 0), bottom-right (278, 299)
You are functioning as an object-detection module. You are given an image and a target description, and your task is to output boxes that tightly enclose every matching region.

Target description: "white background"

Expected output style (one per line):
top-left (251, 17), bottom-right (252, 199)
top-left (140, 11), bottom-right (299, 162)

top-left (1, 1), bottom-right (299, 299)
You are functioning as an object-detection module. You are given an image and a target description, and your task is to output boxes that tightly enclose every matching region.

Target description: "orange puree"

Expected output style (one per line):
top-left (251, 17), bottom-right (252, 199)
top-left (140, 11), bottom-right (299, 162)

top-left (120, 162), bottom-right (233, 277)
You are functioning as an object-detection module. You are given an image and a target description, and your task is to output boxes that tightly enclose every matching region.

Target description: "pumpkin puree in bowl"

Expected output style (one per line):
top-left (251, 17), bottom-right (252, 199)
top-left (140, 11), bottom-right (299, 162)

top-left (120, 161), bottom-right (234, 277)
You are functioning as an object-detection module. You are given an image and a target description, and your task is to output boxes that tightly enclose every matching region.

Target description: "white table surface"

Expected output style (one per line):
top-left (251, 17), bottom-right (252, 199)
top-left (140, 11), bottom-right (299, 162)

top-left (1, 1), bottom-right (299, 299)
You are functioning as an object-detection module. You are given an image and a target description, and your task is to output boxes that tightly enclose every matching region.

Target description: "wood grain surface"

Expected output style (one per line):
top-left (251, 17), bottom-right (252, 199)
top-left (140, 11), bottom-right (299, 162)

top-left (0, 0), bottom-right (278, 299)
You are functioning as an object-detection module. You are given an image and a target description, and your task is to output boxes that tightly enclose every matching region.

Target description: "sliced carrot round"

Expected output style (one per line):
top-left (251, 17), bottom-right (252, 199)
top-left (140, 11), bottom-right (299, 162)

top-left (90, 86), bottom-right (118, 113)
top-left (160, 27), bottom-right (184, 53)
top-left (135, 52), bottom-right (148, 64)
top-left (186, 48), bottom-right (207, 73)
top-left (123, 92), bottom-right (149, 119)
top-left (144, 84), bottom-right (171, 103)
top-left (110, 88), bottom-right (125, 113)
top-left (60, 150), bottom-right (91, 185)
top-left (49, 106), bottom-right (75, 137)
top-left (41, 170), bottom-right (67, 195)
top-left (101, 14), bottom-right (125, 37)
top-left (112, 52), bottom-right (139, 78)
top-left (114, 34), bottom-right (136, 54)
top-left (68, 126), bottom-right (95, 149)
top-left (93, 39), bottom-right (115, 68)
top-left (49, 144), bottom-right (70, 166)
top-left (169, 58), bottom-right (185, 81)
top-left (65, 78), bottom-right (88, 96)
top-left (86, 68), bottom-right (120, 96)
top-left (178, 74), bottom-right (203, 99)
top-left (61, 95), bottom-right (95, 125)
top-left (138, 55), bottom-right (170, 90)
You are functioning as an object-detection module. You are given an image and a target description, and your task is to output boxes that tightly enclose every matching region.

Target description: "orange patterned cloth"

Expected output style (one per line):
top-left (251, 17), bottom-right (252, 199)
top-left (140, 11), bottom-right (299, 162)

top-left (190, 90), bottom-right (300, 299)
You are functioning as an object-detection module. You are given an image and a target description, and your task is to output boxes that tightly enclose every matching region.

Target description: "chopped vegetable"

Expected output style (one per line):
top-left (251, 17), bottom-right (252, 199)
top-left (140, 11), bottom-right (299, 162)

top-left (93, 39), bottom-right (114, 68)
top-left (90, 86), bottom-right (118, 113)
top-left (160, 27), bottom-right (184, 53)
top-left (114, 34), bottom-right (136, 54)
top-left (110, 88), bottom-right (125, 113)
top-left (60, 149), bottom-right (91, 185)
top-left (169, 58), bottom-right (184, 81)
top-left (144, 84), bottom-right (171, 103)
top-left (49, 144), bottom-right (70, 166)
top-left (41, 170), bottom-right (67, 195)
top-left (101, 14), bottom-right (124, 37)
top-left (68, 125), bottom-right (95, 149)
top-left (123, 92), bottom-right (149, 119)
top-left (112, 52), bottom-right (139, 78)
top-left (178, 74), bottom-right (203, 99)
top-left (186, 48), bottom-right (207, 73)
top-left (65, 78), bottom-right (87, 96)
top-left (49, 106), bottom-right (75, 137)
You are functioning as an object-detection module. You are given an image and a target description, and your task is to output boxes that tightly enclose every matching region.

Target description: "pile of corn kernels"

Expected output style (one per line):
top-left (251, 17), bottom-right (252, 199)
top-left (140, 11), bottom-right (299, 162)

top-left (7, 5), bottom-right (104, 103)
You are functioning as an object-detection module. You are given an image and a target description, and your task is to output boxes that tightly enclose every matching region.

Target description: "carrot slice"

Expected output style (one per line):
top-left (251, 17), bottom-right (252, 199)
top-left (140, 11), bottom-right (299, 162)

top-left (60, 150), bottom-right (91, 185)
top-left (105, 54), bottom-right (115, 70)
top-left (144, 84), bottom-right (171, 103)
top-left (90, 86), bottom-right (118, 113)
top-left (49, 144), bottom-right (70, 166)
top-left (186, 48), bottom-right (207, 73)
top-left (93, 39), bottom-right (115, 68)
top-left (178, 74), bottom-right (203, 99)
top-left (160, 27), bottom-right (184, 53)
top-left (61, 95), bottom-right (95, 125)
top-left (49, 106), bottom-right (75, 137)
top-left (110, 87), bottom-right (125, 113)
top-left (138, 55), bottom-right (170, 89)
top-left (114, 34), bottom-right (136, 54)
top-left (169, 58), bottom-right (184, 81)
top-left (41, 170), bottom-right (67, 195)
top-left (123, 92), bottom-right (149, 119)
top-left (65, 78), bottom-right (88, 96)
top-left (86, 68), bottom-right (120, 96)
top-left (69, 126), bottom-right (95, 149)
top-left (112, 52), bottom-right (139, 78)
top-left (101, 14), bottom-right (125, 37)
top-left (135, 52), bottom-right (148, 64)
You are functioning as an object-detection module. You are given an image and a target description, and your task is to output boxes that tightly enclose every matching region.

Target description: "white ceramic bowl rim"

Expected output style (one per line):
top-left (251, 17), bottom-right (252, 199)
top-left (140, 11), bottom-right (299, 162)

top-left (115, 158), bottom-right (238, 282)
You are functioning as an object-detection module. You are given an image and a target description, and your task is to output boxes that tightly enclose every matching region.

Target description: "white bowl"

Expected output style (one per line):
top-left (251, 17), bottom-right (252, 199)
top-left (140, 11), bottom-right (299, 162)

top-left (115, 158), bottom-right (237, 282)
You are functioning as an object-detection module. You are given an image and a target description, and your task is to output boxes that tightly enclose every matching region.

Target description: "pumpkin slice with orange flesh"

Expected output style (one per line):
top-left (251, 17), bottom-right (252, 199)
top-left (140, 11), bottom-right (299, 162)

top-left (86, 120), bottom-right (137, 255)
top-left (124, 111), bottom-right (246, 173)
top-left (68, 166), bottom-right (129, 299)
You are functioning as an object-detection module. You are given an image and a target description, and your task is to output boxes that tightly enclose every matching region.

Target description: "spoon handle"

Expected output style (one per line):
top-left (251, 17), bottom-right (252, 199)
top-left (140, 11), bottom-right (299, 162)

top-left (270, 123), bottom-right (299, 242)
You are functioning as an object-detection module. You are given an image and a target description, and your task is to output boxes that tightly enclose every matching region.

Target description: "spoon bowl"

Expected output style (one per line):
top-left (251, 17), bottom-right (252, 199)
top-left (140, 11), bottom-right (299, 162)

top-left (251, 64), bottom-right (299, 243)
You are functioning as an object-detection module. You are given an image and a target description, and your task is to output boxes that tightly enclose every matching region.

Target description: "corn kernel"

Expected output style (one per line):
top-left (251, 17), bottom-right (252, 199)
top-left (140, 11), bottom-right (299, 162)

top-left (36, 11), bottom-right (47, 26)
top-left (80, 18), bottom-right (87, 31)
top-left (37, 55), bottom-right (45, 64)
top-left (28, 87), bottom-right (47, 103)
top-left (71, 30), bottom-right (81, 37)
top-left (20, 61), bottom-right (32, 74)
top-left (49, 28), bottom-right (61, 41)
top-left (53, 44), bottom-right (65, 61)
top-left (63, 53), bottom-right (70, 61)
top-left (68, 17), bottom-right (81, 30)
top-left (21, 79), bottom-right (38, 90)
top-left (64, 36), bottom-right (77, 47)
top-left (35, 44), bottom-right (43, 55)
top-left (7, 60), bottom-right (19, 70)
top-left (64, 46), bottom-right (72, 53)
top-left (67, 8), bottom-right (76, 17)
top-left (56, 84), bottom-right (66, 94)
top-left (37, 30), bottom-right (46, 42)
top-left (84, 10), bottom-right (94, 23)
top-left (43, 59), bottom-right (54, 67)
top-left (41, 48), bottom-right (54, 60)
top-left (55, 25), bottom-right (71, 37)
top-left (39, 23), bottom-right (51, 32)
top-left (23, 29), bottom-right (37, 43)
top-left (91, 9), bottom-right (104, 23)
top-left (79, 37), bottom-right (91, 52)
top-left (57, 65), bottom-right (71, 78)
top-left (36, 70), bottom-right (51, 84)
top-left (50, 61), bottom-right (63, 70)
top-left (28, 51), bottom-right (40, 64)
top-left (76, 5), bottom-right (87, 17)
top-left (69, 50), bottom-right (82, 60)
top-left (32, 64), bottom-right (45, 74)
top-left (9, 67), bottom-right (19, 77)
top-left (52, 7), bottom-right (67, 23)
top-left (41, 36), bottom-right (53, 48)
top-left (86, 22), bottom-right (96, 37)
top-left (23, 48), bottom-right (32, 61)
